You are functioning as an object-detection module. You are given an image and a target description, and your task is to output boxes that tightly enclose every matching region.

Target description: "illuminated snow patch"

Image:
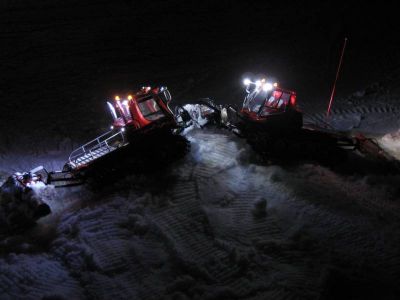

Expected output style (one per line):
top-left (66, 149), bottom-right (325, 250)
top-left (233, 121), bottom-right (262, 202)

top-left (183, 104), bottom-right (212, 127)
top-left (379, 129), bottom-right (400, 160)
top-left (27, 180), bottom-right (47, 190)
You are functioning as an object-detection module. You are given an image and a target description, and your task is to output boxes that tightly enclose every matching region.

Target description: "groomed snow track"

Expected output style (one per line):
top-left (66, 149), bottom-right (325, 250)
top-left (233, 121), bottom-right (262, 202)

top-left (1, 129), bottom-right (400, 299)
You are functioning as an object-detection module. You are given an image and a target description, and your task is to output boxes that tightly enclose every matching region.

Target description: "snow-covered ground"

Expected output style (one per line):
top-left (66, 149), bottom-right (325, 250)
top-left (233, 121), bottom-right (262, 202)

top-left (1, 101), bottom-right (400, 299)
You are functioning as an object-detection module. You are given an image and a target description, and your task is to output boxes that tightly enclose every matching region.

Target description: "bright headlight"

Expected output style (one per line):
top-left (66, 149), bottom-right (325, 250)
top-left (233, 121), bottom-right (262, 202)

top-left (263, 83), bottom-right (273, 91)
top-left (243, 78), bottom-right (251, 85)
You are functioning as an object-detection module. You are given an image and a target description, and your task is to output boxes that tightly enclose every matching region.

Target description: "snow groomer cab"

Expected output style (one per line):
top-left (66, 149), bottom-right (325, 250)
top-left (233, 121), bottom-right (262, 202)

top-left (239, 78), bottom-right (303, 133)
top-left (107, 86), bottom-right (178, 138)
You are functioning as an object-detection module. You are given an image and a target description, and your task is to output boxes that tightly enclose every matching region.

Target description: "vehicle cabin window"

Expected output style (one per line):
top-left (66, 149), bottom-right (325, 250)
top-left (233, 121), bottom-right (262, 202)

top-left (261, 90), bottom-right (289, 116)
top-left (280, 92), bottom-right (290, 107)
top-left (248, 93), bottom-right (266, 113)
top-left (265, 91), bottom-right (289, 110)
top-left (138, 98), bottom-right (166, 121)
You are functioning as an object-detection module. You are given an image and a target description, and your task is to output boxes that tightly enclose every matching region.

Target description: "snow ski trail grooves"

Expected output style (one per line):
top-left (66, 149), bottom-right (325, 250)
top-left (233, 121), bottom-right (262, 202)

top-left (78, 208), bottom-right (135, 274)
top-left (285, 195), bottom-right (400, 289)
top-left (0, 256), bottom-right (83, 300)
top-left (193, 133), bottom-right (239, 179)
top-left (150, 180), bottom-right (249, 291)
top-left (215, 191), bottom-right (318, 298)
top-left (304, 104), bottom-right (400, 127)
top-left (151, 180), bottom-right (219, 260)
top-left (55, 202), bottom-right (161, 300)
top-left (247, 288), bottom-right (300, 300)
top-left (86, 273), bottom-right (141, 300)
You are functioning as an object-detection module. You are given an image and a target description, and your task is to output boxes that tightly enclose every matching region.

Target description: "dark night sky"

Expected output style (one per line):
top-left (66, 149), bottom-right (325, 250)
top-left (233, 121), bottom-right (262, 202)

top-left (1, 0), bottom-right (399, 140)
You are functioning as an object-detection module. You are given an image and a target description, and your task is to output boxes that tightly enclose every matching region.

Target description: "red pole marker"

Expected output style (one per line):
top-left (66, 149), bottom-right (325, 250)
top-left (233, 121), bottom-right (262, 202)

top-left (327, 37), bottom-right (348, 118)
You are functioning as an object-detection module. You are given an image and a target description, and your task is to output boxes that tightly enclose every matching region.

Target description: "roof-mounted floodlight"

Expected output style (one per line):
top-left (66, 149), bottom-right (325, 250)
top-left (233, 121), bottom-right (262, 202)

top-left (262, 82), bottom-right (273, 92)
top-left (243, 78), bottom-right (251, 85)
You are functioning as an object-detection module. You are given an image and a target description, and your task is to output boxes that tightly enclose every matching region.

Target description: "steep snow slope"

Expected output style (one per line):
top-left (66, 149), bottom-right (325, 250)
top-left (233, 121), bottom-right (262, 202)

top-left (1, 125), bottom-right (400, 299)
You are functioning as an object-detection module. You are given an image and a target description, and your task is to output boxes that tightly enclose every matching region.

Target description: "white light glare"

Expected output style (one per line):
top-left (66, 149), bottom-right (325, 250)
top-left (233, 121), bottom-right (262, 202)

top-left (263, 82), bottom-right (273, 92)
top-left (255, 80), bottom-right (262, 87)
top-left (243, 78), bottom-right (251, 85)
top-left (110, 125), bottom-right (114, 130)
top-left (121, 127), bottom-right (125, 132)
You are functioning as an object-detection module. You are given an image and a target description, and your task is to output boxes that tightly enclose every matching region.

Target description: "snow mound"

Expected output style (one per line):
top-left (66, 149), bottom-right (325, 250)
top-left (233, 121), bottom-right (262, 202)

top-left (0, 176), bottom-right (51, 231)
top-left (379, 129), bottom-right (400, 160)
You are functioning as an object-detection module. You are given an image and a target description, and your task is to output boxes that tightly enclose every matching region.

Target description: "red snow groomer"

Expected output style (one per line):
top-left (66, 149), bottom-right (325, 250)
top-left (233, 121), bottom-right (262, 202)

top-left (191, 78), bottom-right (333, 160)
top-left (186, 78), bottom-right (305, 141)
top-left (1, 86), bottom-right (190, 229)
top-left (238, 79), bottom-right (400, 168)
top-left (184, 77), bottom-right (396, 166)
top-left (235, 78), bottom-right (303, 133)
top-left (184, 78), bottom-right (303, 134)
top-left (234, 79), bottom-right (346, 161)
top-left (47, 86), bottom-right (188, 186)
